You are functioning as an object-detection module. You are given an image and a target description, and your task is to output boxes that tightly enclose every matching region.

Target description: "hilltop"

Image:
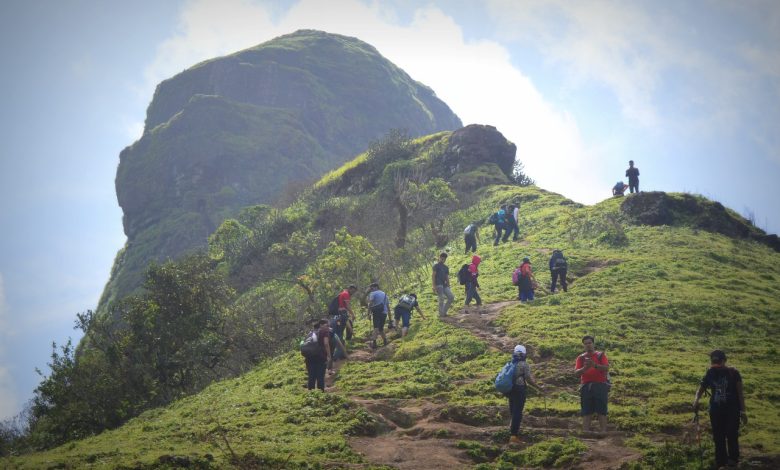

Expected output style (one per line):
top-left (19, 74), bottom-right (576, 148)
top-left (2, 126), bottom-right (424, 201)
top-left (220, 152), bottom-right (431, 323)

top-left (10, 124), bottom-right (780, 469)
top-left (102, 29), bottom-right (461, 308)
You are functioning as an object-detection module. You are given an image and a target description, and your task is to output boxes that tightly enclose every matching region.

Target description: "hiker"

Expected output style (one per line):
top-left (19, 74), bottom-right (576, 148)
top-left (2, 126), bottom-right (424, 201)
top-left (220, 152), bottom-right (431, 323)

top-left (464, 222), bottom-right (480, 254)
top-left (490, 205), bottom-right (507, 246)
top-left (693, 350), bottom-right (747, 468)
top-left (625, 160), bottom-right (640, 193)
top-left (393, 293), bottom-right (426, 338)
top-left (432, 252), bottom-right (455, 317)
top-left (367, 283), bottom-right (390, 348)
top-left (549, 249), bottom-right (568, 293)
top-left (327, 317), bottom-right (349, 375)
top-left (465, 254), bottom-right (483, 307)
top-left (515, 256), bottom-right (536, 302)
top-left (612, 181), bottom-right (628, 196)
top-left (505, 203), bottom-right (520, 241)
top-left (337, 285), bottom-right (358, 340)
top-left (304, 319), bottom-right (331, 391)
top-left (575, 335), bottom-right (609, 433)
top-left (505, 345), bottom-right (542, 443)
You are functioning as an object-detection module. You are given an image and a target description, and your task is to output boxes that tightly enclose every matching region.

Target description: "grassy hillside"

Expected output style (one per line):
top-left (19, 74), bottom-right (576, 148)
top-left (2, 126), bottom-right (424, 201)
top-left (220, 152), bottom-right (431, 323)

top-left (10, 182), bottom-right (780, 469)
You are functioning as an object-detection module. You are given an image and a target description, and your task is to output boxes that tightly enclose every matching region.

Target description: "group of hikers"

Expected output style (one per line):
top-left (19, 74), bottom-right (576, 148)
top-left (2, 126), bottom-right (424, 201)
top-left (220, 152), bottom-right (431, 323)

top-left (612, 159), bottom-right (640, 196)
top-left (299, 160), bottom-right (749, 468)
top-left (301, 284), bottom-right (426, 391)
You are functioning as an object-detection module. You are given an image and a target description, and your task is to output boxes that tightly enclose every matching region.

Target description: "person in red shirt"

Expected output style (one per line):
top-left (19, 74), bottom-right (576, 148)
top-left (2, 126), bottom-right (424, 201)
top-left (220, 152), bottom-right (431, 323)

top-left (337, 285), bottom-right (357, 339)
top-left (574, 335), bottom-right (609, 433)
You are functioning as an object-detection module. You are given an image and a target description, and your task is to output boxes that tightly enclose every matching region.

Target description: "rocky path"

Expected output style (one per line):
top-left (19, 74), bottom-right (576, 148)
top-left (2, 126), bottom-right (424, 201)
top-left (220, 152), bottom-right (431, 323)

top-left (327, 301), bottom-right (641, 469)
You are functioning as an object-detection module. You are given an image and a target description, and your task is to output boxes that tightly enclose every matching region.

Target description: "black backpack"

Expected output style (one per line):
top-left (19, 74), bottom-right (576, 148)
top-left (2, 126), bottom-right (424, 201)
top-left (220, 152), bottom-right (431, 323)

top-left (327, 295), bottom-right (340, 316)
top-left (552, 250), bottom-right (568, 270)
top-left (457, 264), bottom-right (471, 285)
top-left (300, 331), bottom-right (320, 359)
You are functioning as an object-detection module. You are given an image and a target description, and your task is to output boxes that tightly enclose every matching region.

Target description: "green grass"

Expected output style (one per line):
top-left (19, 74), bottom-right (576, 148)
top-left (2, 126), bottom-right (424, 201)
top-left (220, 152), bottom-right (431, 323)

top-left (12, 184), bottom-right (780, 469)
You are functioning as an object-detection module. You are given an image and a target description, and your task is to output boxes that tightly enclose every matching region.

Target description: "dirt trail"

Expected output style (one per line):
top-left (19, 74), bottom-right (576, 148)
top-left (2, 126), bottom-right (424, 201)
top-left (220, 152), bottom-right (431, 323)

top-left (334, 302), bottom-right (640, 469)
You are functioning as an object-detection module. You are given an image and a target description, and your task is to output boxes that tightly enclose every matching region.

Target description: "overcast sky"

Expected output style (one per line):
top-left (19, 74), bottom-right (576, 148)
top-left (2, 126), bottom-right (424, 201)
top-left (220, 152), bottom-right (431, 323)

top-left (1, 0), bottom-right (778, 420)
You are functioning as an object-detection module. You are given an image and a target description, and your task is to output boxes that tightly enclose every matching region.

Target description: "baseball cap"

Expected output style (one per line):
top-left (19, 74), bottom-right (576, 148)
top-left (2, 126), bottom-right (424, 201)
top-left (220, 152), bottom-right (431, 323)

top-left (513, 345), bottom-right (526, 355)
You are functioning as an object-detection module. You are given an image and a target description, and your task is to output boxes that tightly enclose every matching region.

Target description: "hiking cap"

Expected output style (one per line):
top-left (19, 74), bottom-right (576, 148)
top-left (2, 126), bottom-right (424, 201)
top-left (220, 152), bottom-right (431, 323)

top-left (513, 345), bottom-right (526, 355)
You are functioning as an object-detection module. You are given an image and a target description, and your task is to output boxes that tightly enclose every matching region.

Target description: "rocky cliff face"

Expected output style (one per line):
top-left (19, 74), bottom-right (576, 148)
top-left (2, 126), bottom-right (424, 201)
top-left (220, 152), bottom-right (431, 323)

top-left (103, 30), bottom-right (461, 307)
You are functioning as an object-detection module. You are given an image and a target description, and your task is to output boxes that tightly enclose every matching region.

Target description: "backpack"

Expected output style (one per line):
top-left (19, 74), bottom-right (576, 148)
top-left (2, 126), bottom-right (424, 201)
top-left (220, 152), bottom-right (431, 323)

top-left (497, 209), bottom-right (506, 224)
top-left (457, 264), bottom-right (471, 285)
top-left (300, 331), bottom-right (320, 359)
top-left (494, 360), bottom-right (517, 394)
top-left (512, 267), bottom-right (522, 286)
top-left (552, 251), bottom-right (568, 270)
top-left (488, 212), bottom-right (498, 225)
top-left (397, 294), bottom-right (415, 311)
top-left (327, 295), bottom-right (340, 316)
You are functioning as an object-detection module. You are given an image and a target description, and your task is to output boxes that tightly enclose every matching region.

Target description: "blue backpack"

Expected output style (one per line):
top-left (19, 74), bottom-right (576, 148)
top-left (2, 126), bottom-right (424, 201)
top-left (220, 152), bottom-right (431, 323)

top-left (494, 361), bottom-right (517, 394)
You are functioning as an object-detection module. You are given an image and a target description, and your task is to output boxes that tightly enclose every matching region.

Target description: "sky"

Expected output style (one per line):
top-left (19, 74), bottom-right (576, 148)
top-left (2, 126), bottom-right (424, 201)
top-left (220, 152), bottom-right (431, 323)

top-left (1, 0), bottom-right (778, 421)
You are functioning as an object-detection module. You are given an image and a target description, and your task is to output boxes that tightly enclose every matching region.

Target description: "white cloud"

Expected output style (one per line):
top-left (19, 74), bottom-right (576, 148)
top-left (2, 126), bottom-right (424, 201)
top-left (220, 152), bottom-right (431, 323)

top-left (143, 0), bottom-right (592, 201)
top-left (485, 0), bottom-right (780, 162)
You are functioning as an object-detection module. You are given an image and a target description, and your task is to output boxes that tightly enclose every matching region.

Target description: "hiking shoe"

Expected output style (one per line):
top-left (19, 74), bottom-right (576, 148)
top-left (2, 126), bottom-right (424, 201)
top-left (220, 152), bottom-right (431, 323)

top-left (509, 435), bottom-right (522, 444)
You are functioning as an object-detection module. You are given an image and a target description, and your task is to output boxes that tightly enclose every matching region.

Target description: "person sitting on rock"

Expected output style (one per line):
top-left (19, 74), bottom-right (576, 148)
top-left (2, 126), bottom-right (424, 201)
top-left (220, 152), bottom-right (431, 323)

top-left (612, 181), bottom-right (628, 196)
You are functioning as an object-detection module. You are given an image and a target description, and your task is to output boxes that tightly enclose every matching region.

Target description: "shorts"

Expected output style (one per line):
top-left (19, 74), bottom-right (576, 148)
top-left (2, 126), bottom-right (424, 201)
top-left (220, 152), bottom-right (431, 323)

top-left (371, 305), bottom-right (387, 330)
top-left (394, 306), bottom-right (411, 328)
top-left (580, 382), bottom-right (608, 416)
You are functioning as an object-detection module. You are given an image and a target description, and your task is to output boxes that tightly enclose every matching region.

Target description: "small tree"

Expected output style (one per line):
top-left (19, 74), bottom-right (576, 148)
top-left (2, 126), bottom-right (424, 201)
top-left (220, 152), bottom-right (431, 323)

top-left (511, 160), bottom-right (534, 186)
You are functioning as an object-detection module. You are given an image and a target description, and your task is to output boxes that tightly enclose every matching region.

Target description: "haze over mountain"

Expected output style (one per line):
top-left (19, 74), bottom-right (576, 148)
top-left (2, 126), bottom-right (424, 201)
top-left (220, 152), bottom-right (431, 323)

top-left (102, 30), bottom-right (461, 308)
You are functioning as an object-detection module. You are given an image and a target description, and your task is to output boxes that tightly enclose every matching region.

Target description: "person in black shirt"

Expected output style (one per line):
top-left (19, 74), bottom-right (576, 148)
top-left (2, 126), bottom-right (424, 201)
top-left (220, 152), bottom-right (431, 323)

top-left (431, 252), bottom-right (454, 317)
top-left (693, 350), bottom-right (747, 468)
top-left (625, 160), bottom-right (640, 193)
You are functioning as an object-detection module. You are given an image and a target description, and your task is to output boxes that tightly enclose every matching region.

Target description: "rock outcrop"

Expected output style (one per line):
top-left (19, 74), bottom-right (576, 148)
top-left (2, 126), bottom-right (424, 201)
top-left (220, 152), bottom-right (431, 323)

top-left (102, 30), bottom-right (461, 307)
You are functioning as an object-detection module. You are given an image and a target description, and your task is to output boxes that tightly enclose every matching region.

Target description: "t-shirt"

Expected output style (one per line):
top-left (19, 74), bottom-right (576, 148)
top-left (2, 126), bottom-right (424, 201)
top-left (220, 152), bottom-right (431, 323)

top-left (316, 324), bottom-right (331, 360)
top-left (576, 351), bottom-right (608, 384)
top-left (337, 289), bottom-right (351, 311)
top-left (513, 360), bottom-right (532, 387)
top-left (701, 366), bottom-right (742, 412)
top-left (520, 262), bottom-right (532, 278)
top-left (464, 224), bottom-right (477, 236)
top-left (626, 167), bottom-right (640, 181)
top-left (368, 290), bottom-right (389, 314)
top-left (433, 262), bottom-right (450, 287)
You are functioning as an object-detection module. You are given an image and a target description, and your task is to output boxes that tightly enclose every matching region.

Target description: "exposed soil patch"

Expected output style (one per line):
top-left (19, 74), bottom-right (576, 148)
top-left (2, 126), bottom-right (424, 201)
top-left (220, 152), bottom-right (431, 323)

top-left (341, 301), bottom-right (643, 469)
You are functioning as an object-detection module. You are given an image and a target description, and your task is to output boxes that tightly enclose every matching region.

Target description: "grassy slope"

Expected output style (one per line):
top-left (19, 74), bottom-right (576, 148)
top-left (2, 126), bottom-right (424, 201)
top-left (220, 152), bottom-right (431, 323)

top-left (10, 185), bottom-right (780, 469)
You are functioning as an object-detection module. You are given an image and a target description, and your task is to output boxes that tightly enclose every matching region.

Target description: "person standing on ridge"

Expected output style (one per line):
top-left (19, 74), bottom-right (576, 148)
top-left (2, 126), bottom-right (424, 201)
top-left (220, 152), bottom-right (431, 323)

top-left (626, 160), bottom-right (640, 193)
top-left (575, 335), bottom-right (609, 433)
top-left (464, 221), bottom-right (480, 254)
top-left (549, 249), bottom-right (568, 293)
top-left (506, 344), bottom-right (542, 444)
top-left (367, 283), bottom-right (390, 349)
top-left (432, 252), bottom-right (455, 317)
top-left (465, 255), bottom-right (483, 307)
top-left (393, 293), bottom-right (425, 338)
top-left (693, 350), bottom-right (747, 469)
